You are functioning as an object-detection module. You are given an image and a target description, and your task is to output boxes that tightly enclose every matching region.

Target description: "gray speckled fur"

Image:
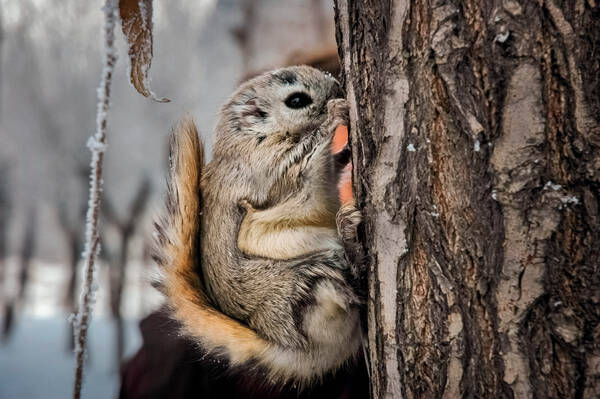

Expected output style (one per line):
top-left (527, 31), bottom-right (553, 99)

top-left (201, 66), bottom-right (360, 354)
top-left (154, 66), bottom-right (364, 383)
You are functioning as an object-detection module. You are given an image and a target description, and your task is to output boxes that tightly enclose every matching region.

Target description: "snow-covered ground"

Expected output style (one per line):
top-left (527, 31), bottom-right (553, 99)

top-left (0, 258), bottom-right (163, 399)
top-left (0, 317), bottom-right (139, 399)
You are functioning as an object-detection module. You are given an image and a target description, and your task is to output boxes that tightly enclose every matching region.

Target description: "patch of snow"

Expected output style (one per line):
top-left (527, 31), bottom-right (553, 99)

top-left (544, 181), bottom-right (561, 191)
top-left (495, 31), bottom-right (510, 43)
top-left (560, 195), bottom-right (579, 205)
top-left (474, 140), bottom-right (480, 152)
top-left (407, 143), bottom-right (416, 152)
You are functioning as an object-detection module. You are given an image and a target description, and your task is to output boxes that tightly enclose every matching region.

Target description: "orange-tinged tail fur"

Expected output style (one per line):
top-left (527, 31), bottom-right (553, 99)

top-left (154, 119), bottom-right (270, 365)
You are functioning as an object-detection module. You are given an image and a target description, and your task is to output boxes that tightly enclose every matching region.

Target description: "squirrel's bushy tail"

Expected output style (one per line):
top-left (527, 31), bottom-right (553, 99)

top-left (153, 119), bottom-right (270, 365)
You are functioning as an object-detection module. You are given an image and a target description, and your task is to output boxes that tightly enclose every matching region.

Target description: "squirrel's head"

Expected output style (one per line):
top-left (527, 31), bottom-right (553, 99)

top-left (209, 66), bottom-right (343, 207)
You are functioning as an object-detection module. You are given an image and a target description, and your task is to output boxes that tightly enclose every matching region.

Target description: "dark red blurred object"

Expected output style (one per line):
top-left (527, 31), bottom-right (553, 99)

top-left (119, 310), bottom-right (369, 399)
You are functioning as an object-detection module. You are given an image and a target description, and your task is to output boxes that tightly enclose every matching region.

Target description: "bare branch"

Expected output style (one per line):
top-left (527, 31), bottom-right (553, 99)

top-left (72, 1), bottom-right (118, 397)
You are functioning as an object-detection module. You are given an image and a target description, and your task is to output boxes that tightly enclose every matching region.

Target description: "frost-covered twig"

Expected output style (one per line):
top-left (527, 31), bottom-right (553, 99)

top-left (72, 1), bottom-right (118, 398)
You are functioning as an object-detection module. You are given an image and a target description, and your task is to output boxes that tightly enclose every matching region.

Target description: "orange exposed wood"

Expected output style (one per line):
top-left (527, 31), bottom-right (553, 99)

top-left (333, 125), bottom-right (353, 204)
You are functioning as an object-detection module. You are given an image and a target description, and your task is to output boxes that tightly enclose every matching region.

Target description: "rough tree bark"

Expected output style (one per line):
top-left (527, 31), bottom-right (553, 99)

top-left (334, 1), bottom-right (600, 398)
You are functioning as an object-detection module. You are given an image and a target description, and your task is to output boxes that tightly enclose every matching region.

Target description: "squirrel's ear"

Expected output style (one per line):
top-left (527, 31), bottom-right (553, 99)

top-left (237, 98), bottom-right (268, 127)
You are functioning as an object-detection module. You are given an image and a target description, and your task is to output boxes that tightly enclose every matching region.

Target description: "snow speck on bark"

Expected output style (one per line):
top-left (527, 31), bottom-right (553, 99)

top-left (544, 181), bottom-right (562, 191)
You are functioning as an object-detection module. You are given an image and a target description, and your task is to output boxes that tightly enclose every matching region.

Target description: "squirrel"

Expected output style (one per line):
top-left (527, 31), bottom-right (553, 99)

top-left (153, 66), bottom-right (365, 387)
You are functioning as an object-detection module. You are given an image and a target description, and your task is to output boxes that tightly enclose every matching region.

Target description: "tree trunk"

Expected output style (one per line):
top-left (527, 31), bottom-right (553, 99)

top-left (334, 1), bottom-right (600, 398)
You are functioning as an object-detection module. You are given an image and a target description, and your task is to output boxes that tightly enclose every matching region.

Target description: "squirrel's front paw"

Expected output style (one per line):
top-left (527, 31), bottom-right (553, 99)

top-left (336, 202), bottom-right (361, 240)
top-left (336, 202), bottom-right (365, 274)
top-left (326, 99), bottom-right (349, 135)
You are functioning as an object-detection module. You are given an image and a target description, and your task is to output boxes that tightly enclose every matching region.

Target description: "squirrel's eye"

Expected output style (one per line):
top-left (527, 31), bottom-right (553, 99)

top-left (284, 92), bottom-right (312, 109)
